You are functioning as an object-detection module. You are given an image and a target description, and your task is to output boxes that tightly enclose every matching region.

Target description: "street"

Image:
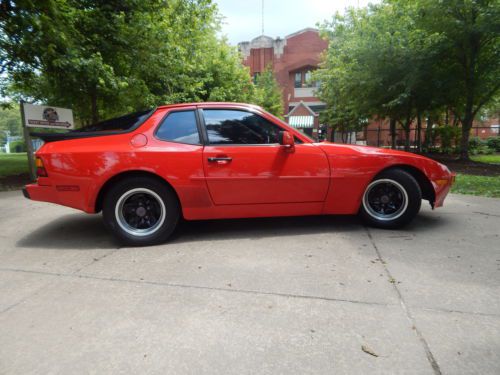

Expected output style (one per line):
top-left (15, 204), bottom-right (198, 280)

top-left (0, 191), bottom-right (499, 374)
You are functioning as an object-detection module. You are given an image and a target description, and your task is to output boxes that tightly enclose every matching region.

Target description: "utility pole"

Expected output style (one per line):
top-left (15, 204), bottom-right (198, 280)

top-left (261, 0), bottom-right (264, 35)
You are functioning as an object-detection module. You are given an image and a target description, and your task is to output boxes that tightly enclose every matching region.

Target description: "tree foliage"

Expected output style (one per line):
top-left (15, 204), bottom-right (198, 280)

top-left (418, 0), bottom-right (500, 159)
top-left (0, 0), bottom-right (255, 125)
top-left (316, 0), bottom-right (499, 157)
top-left (0, 105), bottom-right (21, 145)
top-left (252, 65), bottom-right (283, 117)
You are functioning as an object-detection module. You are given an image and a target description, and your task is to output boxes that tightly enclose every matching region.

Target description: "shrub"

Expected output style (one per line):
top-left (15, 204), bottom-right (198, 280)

top-left (8, 140), bottom-right (26, 152)
top-left (475, 145), bottom-right (494, 155)
top-left (483, 147), bottom-right (494, 155)
top-left (486, 137), bottom-right (500, 152)
top-left (469, 137), bottom-right (485, 150)
top-left (436, 126), bottom-right (461, 151)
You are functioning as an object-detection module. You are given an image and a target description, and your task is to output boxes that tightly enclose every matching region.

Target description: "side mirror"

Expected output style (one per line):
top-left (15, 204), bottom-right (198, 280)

top-left (279, 130), bottom-right (295, 151)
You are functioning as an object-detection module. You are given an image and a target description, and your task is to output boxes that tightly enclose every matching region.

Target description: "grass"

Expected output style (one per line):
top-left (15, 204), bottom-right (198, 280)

top-left (451, 174), bottom-right (500, 198)
top-left (471, 153), bottom-right (500, 164)
top-left (0, 153), bottom-right (29, 178)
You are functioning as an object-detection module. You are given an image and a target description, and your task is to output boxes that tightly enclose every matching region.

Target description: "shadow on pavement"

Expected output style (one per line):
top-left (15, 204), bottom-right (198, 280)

top-left (403, 210), bottom-right (450, 231)
top-left (171, 215), bottom-right (363, 244)
top-left (16, 213), bottom-right (115, 250)
top-left (16, 209), bottom-right (450, 249)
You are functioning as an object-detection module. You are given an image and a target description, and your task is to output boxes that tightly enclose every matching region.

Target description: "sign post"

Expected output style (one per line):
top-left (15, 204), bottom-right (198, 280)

top-left (20, 100), bottom-right (36, 182)
top-left (20, 102), bottom-right (74, 182)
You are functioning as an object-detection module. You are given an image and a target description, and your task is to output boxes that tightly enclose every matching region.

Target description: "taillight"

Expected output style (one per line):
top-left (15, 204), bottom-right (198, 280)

top-left (36, 157), bottom-right (48, 177)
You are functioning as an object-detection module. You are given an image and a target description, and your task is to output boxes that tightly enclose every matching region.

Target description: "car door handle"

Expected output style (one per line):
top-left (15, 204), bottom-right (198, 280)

top-left (207, 157), bottom-right (232, 163)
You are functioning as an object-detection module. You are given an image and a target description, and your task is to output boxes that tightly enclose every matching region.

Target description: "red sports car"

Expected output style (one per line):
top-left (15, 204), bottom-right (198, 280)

top-left (24, 102), bottom-right (455, 246)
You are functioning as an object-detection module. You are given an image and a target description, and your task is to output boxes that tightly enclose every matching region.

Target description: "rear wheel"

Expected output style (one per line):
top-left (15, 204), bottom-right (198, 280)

top-left (102, 177), bottom-right (180, 246)
top-left (360, 169), bottom-right (421, 229)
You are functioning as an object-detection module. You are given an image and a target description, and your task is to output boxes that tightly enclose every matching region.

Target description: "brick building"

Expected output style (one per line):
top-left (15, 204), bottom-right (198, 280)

top-left (238, 28), bottom-right (328, 140)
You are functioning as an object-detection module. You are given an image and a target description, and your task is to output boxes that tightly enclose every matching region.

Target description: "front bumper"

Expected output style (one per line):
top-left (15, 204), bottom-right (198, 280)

top-left (433, 172), bottom-right (456, 208)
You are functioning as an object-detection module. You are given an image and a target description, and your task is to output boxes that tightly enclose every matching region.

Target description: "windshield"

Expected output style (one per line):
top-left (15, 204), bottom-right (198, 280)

top-left (74, 109), bottom-right (153, 133)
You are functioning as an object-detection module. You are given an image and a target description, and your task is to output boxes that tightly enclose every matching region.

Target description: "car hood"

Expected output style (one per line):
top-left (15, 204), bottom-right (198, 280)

top-left (316, 142), bottom-right (451, 175)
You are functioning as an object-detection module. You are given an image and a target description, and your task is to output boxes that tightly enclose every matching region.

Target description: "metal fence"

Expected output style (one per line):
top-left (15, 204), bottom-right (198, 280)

top-left (359, 126), bottom-right (499, 149)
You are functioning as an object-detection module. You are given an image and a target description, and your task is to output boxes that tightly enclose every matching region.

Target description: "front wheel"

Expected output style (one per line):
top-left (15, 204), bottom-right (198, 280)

top-left (102, 177), bottom-right (180, 246)
top-left (360, 169), bottom-right (421, 229)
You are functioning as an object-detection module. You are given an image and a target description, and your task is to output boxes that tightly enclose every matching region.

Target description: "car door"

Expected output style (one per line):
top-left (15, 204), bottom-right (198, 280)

top-left (201, 108), bottom-right (330, 205)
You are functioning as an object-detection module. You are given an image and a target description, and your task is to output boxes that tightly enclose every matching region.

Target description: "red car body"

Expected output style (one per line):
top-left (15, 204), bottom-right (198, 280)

top-left (24, 102), bottom-right (454, 222)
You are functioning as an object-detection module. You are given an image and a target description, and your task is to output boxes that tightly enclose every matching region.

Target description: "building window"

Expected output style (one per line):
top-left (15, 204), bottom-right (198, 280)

top-left (304, 71), bottom-right (312, 86)
top-left (294, 72), bottom-right (302, 88)
top-left (293, 69), bottom-right (317, 88)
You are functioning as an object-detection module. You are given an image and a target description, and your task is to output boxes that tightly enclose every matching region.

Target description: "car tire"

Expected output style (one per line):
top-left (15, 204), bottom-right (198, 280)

top-left (102, 176), bottom-right (180, 246)
top-left (360, 169), bottom-right (421, 229)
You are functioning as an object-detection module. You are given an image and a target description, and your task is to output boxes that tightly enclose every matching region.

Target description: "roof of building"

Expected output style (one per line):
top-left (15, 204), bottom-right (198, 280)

top-left (284, 28), bottom-right (319, 40)
top-left (285, 101), bottom-right (318, 117)
top-left (238, 28), bottom-right (320, 46)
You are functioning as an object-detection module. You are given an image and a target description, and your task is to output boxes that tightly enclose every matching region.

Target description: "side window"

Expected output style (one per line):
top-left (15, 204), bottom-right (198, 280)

top-left (156, 110), bottom-right (200, 145)
top-left (203, 109), bottom-right (282, 145)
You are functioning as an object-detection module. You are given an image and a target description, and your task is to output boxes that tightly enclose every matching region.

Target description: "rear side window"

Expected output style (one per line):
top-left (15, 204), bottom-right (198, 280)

top-left (74, 109), bottom-right (153, 132)
top-left (156, 110), bottom-right (200, 145)
top-left (203, 109), bottom-right (282, 145)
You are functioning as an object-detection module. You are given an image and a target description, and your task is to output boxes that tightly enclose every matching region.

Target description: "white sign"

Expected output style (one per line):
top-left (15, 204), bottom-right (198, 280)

top-left (23, 103), bottom-right (74, 129)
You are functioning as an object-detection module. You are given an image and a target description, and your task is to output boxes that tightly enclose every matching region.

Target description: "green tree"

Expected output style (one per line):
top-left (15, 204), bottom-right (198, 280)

top-left (316, 0), bottom-right (499, 156)
top-left (0, 104), bottom-right (21, 145)
top-left (317, 3), bottom-right (445, 150)
top-left (417, 0), bottom-right (500, 159)
top-left (0, 0), bottom-right (256, 125)
top-left (252, 66), bottom-right (283, 117)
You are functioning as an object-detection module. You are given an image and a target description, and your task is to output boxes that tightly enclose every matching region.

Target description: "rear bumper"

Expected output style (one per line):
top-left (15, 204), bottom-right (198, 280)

top-left (22, 187), bottom-right (30, 199)
top-left (23, 183), bottom-right (61, 205)
top-left (23, 182), bottom-right (94, 213)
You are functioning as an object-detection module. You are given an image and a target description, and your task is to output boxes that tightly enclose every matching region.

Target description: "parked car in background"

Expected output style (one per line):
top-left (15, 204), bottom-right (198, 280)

top-left (24, 103), bottom-right (455, 246)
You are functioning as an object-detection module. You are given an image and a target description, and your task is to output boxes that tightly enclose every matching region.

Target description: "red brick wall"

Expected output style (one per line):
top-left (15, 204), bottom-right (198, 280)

top-left (249, 47), bottom-right (274, 72)
top-left (241, 29), bottom-right (328, 115)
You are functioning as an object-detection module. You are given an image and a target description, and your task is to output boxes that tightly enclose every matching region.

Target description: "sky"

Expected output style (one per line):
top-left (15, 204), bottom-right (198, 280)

top-left (214, 0), bottom-right (377, 45)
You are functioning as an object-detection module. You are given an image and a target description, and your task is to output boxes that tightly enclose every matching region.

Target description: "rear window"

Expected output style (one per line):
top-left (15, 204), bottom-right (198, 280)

top-left (73, 109), bottom-right (153, 133)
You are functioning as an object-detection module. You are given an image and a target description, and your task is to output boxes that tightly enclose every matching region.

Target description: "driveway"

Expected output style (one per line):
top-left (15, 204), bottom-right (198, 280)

top-left (0, 191), bottom-right (499, 374)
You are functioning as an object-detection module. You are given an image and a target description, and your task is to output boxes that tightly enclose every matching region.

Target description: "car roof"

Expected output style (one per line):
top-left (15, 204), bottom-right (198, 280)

top-left (157, 102), bottom-right (263, 111)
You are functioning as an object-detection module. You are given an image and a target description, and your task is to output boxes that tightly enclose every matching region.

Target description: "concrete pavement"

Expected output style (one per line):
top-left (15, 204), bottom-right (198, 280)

top-left (0, 191), bottom-right (499, 374)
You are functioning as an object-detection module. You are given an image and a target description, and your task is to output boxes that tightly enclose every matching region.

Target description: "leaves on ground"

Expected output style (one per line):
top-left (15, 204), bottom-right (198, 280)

top-left (361, 345), bottom-right (379, 357)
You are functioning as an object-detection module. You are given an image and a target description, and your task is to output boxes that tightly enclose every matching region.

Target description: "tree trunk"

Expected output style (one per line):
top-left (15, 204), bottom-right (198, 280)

top-left (460, 114), bottom-right (473, 160)
top-left (404, 117), bottom-right (411, 152)
top-left (459, 91), bottom-right (475, 160)
top-left (423, 115), bottom-right (432, 151)
top-left (404, 127), bottom-right (411, 152)
top-left (377, 122), bottom-right (381, 147)
top-left (390, 118), bottom-right (396, 149)
top-left (416, 111), bottom-right (422, 153)
top-left (91, 91), bottom-right (98, 124)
